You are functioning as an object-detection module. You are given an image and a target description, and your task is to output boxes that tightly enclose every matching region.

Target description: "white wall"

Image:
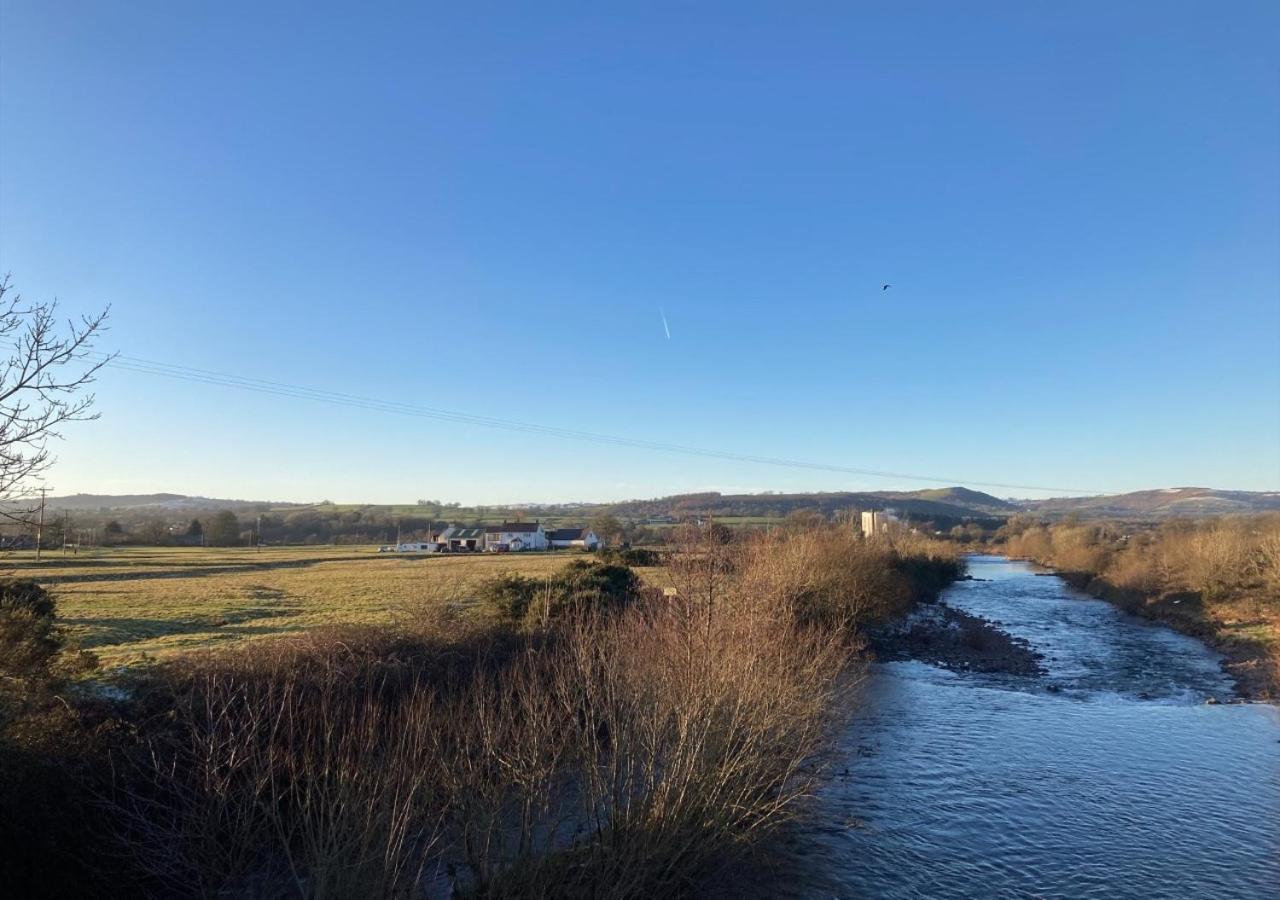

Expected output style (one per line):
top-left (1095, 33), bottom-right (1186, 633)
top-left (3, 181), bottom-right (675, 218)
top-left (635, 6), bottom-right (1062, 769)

top-left (488, 528), bottom-right (548, 550)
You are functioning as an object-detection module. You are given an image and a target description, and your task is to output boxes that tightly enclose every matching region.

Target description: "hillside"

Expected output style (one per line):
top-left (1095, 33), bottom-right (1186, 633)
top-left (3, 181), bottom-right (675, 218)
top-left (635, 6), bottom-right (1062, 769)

top-left (601, 488), bottom-right (1013, 521)
top-left (1021, 488), bottom-right (1280, 519)
top-left (39, 486), bottom-right (1280, 524)
top-left (878, 487), bottom-right (1018, 516)
top-left (42, 493), bottom-right (303, 513)
top-left (39, 487), bottom-right (1014, 523)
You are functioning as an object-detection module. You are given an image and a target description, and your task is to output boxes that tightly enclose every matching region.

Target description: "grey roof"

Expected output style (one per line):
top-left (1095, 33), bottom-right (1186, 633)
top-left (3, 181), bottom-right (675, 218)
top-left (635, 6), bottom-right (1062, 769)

top-left (548, 528), bottom-right (587, 541)
top-left (444, 527), bottom-right (486, 539)
top-left (484, 522), bottom-right (542, 533)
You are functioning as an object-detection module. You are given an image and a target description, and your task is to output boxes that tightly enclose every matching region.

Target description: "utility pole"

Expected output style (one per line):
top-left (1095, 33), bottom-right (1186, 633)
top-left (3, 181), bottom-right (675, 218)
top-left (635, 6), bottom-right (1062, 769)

top-left (62, 510), bottom-right (69, 555)
top-left (36, 487), bottom-right (46, 561)
top-left (256, 514), bottom-right (263, 552)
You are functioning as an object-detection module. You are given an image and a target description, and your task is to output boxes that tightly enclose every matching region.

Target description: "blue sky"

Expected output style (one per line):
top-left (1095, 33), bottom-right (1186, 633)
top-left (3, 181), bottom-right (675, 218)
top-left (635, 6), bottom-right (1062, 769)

top-left (1, 1), bottom-right (1277, 503)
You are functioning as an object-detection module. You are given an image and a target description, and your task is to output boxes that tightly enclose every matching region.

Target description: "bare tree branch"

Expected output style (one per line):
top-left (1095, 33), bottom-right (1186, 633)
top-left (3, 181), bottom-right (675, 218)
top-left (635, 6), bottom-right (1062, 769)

top-left (0, 275), bottom-right (114, 529)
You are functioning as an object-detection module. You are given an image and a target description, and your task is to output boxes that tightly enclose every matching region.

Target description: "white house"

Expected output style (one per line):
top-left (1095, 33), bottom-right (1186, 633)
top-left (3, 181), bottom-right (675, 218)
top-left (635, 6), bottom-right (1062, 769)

top-left (484, 522), bottom-right (548, 552)
top-left (547, 527), bottom-right (600, 550)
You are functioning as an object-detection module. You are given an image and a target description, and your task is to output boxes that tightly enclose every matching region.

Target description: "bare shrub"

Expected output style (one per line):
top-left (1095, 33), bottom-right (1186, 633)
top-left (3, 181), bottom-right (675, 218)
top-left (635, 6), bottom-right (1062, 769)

top-left (1175, 520), bottom-right (1253, 599)
top-left (1106, 547), bottom-right (1162, 593)
top-left (116, 634), bottom-right (450, 899)
top-left (443, 530), bottom-right (867, 897)
top-left (1006, 525), bottom-right (1052, 561)
top-left (439, 650), bottom-right (576, 892)
top-left (735, 528), bottom-right (909, 627)
top-left (536, 592), bottom-right (856, 895)
top-left (1255, 515), bottom-right (1280, 592)
top-left (1048, 525), bottom-right (1112, 574)
top-left (105, 524), bottom-right (963, 896)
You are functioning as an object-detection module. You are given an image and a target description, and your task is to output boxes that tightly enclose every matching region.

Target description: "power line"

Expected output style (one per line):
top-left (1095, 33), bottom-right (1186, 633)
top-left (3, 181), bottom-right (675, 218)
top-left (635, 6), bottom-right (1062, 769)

top-left (91, 352), bottom-right (1097, 495)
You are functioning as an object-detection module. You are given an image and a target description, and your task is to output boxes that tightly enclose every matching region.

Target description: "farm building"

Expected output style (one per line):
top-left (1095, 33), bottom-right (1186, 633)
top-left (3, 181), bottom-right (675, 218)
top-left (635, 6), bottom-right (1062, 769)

top-left (437, 526), bottom-right (486, 552)
top-left (547, 527), bottom-right (600, 550)
top-left (483, 522), bottom-right (548, 552)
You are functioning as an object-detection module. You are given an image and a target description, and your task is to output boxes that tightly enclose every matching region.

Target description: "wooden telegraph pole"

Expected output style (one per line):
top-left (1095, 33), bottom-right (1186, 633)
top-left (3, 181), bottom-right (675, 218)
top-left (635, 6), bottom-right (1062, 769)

top-left (35, 487), bottom-right (46, 561)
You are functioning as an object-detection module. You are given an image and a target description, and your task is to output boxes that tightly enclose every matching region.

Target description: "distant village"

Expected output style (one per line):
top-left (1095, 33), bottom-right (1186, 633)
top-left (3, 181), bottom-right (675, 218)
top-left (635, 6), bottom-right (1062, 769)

top-left (0, 491), bottom-right (944, 556)
top-left (381, 521), bottom-right (601, 554)
top-left (382, 510), bottom-right (904, 554)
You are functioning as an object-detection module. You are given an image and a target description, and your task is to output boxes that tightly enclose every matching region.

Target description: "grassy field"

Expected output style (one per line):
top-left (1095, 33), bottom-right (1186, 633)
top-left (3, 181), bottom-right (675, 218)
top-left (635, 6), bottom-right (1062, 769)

top-left (5, 546), bottom-right (654, 665)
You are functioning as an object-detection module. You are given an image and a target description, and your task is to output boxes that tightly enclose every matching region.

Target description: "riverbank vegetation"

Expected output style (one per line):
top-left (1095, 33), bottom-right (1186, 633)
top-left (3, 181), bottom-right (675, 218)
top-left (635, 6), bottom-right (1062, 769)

top-left (0, 525), bottom-right (961, 898)
top-left (1000, 515), bottom-right (1280, 699)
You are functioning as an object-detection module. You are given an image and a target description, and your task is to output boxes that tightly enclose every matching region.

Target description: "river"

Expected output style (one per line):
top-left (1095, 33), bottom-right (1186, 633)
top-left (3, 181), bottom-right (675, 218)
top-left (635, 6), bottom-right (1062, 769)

top-left (734, 555), bottom-right (1280, 899)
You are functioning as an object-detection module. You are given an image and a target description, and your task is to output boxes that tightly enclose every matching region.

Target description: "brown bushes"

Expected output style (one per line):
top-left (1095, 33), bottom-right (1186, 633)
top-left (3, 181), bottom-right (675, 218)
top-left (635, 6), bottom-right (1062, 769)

top-left (105, 529), bottom-right (878, 898)
top-left (541, 599), bottom-right (852, 896)
top-left (1004, 523), bottom-right (1116, 575)
top-left (440, 593), bottom-right (855, 897)
top-left (113, 635), bottom-right (455, 898)
top-left (1004, 515), bottom-right (1280, 602)
top-left (3, 525), bottom-right (962, 897)
top-left (734, 528), bottom-right (906, 626)
top-left (732, 527), bottom-right (963, 628)
top-left (1257, 520), bottom-right (1280, 593)
top-left (1000, 514), bottom-right (1280, 698)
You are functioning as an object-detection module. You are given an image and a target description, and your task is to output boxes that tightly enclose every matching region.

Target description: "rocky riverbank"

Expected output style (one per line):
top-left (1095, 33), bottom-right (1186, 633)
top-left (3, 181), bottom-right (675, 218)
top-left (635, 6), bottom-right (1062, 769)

top-left (870, 599), bottom-right (1045, 676)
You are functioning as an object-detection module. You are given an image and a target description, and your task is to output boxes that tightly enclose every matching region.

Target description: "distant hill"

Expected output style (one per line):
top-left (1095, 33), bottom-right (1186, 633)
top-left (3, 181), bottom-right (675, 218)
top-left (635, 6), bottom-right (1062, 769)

top-left (36, 486), bottom-right (1279, 522)
top-left (43, 493), bottom-right (304, 512)
top-left (877, 487), bottom-right (1018, 516)
top-left (1021, 488), bottom-right (1280, 519)
top-left (37, 487), bottom-right (1016, 522)
top-left (601, 488), bottom-right (1014, 521)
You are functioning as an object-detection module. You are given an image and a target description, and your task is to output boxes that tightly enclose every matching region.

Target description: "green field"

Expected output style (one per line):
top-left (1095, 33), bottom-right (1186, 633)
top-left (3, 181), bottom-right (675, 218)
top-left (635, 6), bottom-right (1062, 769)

top-left (7, 546), bottom-right (656, 665)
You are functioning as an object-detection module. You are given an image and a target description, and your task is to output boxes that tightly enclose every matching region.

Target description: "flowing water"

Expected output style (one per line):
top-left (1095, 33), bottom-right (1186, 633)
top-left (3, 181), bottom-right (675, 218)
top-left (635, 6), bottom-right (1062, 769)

top-left (736, 555), bottom-right (1280, 899)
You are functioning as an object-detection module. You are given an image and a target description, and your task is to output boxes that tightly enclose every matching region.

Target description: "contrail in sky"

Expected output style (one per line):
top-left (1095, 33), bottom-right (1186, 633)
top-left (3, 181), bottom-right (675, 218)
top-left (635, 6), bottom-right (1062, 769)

top-left (659, 306), bottom-right (671, 340)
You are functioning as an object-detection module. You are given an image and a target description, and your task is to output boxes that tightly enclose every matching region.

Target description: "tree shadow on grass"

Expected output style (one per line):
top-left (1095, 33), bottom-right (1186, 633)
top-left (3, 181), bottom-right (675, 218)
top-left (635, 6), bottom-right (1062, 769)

top-left (61, 600), bottom-right (302, 649)
top-left (31, 555), bottom-right (369, 585)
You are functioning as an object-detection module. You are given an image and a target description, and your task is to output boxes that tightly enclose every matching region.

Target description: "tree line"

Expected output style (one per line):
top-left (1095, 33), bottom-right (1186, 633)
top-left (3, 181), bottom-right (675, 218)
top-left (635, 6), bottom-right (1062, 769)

top-left (36, 508), bottom-right (641, 548)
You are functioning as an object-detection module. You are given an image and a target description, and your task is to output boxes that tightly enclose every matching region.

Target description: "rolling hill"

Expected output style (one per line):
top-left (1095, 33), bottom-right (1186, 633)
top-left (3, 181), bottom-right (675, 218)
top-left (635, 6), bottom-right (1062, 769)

top-left (601, 488), bottom-right (1015, 521)
top-left (1020, 488), bottom-right (1280, 519)
top-left (40, 493), bottom-right (303, 513)
top-left (34, 486), bottom-right (1280, 523)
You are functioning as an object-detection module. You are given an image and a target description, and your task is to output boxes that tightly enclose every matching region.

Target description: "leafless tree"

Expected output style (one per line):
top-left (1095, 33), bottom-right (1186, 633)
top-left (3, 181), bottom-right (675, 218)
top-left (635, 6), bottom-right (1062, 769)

top-left (0, 275), bottom-right (112, 524)
top-left (138, 517), bottom-right (170, 546)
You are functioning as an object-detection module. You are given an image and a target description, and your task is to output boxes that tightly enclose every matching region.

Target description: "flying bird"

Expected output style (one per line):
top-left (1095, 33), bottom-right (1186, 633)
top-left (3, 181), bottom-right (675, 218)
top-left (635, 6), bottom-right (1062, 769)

top-left (659, 306), bottom-right (671, 340)
top-left (882, 284), bottom-right (892, 291)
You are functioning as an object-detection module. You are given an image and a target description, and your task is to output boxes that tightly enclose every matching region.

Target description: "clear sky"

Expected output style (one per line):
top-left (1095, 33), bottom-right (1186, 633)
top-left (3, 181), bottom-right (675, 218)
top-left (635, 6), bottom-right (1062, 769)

top-left (1, 1), bottom-right (1277, 504)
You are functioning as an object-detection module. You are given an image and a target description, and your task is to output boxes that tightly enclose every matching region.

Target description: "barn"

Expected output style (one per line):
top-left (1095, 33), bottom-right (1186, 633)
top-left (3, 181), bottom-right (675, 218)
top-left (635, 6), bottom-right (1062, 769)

top-left (437, 526), bottom-right (486, 552)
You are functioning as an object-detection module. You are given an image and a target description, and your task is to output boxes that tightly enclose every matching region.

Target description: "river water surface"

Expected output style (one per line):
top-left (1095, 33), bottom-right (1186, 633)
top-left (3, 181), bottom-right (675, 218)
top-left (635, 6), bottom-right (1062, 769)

top-left (740, 555), bottom-right (1280, 899)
